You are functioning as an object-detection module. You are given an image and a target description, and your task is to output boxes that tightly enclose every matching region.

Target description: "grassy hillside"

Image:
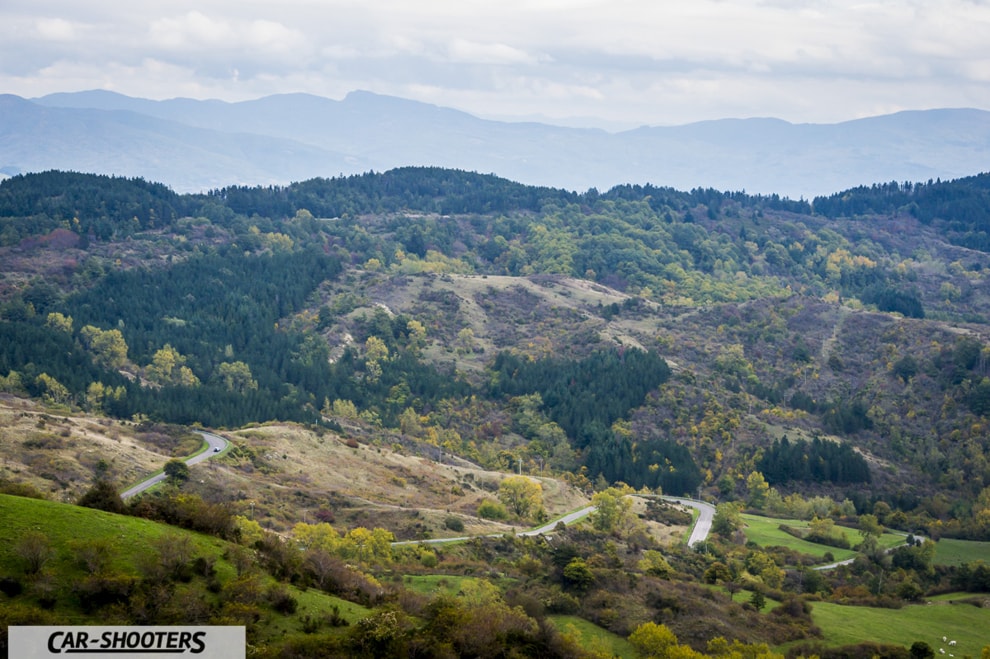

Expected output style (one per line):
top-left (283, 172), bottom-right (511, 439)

top-left (796, 600), bottom-right (990, 652)
top-left (0, 493), bottom-right (369, 654)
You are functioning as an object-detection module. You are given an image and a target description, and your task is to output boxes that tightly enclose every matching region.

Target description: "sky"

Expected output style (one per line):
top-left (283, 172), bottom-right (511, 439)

top-left (2, 0), bottom-right (990, 129)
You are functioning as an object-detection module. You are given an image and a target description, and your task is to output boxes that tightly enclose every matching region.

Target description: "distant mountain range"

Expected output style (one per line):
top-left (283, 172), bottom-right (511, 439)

top-left (2, 90), bottom-right (989, 198)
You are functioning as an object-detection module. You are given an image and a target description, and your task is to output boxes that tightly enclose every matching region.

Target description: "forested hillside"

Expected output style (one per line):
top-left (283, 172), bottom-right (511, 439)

top-left (3, 168), bottom-right (990, 540)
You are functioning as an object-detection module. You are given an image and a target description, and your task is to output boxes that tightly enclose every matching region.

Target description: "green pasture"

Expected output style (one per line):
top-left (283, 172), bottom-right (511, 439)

top-left (254, 586), bottom-right (371, 639)
top-left (741, 514), bottom-right (905, 563)
top-left (0, 492), bottom-right (236, 588)
top-left (548, 614), bottom-right (636, 658)
top-left (799, 600), bottom-right (990, 652)
top-left (927, 592), bottom-right (990, 603)
top-left (402, 573), bottom-right (477, 596)
top-left (0, 492), bottom-right (371, 639)
top-left (932, 538), bottom-right (990, 567)
top-left (718, 585), bottom-right (781, 611)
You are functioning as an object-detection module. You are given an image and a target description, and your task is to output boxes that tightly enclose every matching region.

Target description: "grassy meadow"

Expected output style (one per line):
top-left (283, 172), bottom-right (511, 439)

top-left (796, 600), bottom-right (990, 652)
top-left (548, 614), bottom-right (636, 658)
top-left (741, 514), bottom-right (906, 563)
top-left (0, 492), bottom-right (363, 639)
top-left (932, 538), bottom-right (990, 567)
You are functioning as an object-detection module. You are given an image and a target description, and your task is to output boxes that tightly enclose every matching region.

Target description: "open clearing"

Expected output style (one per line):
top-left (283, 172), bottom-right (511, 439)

top-left (741, 514), bottom-right (905, 563)
top-left (799, 599), bottom-right (990, 651)
top-left (0, 396), bottom-right (200, 501)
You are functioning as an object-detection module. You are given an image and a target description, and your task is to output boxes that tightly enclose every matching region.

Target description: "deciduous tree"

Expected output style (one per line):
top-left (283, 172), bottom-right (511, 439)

top-left (497, 475), bottom-right (543, 520)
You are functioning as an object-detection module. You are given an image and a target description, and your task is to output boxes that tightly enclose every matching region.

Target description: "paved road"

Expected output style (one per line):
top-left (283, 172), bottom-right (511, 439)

top-left (662, 497), bottom-right (715, 547)
top-left (812, 532), bottom-right (927, 571)
top-left (394, 495), bottom-right (715, 547)
top-left (120, 430), bottom-right (228, 499)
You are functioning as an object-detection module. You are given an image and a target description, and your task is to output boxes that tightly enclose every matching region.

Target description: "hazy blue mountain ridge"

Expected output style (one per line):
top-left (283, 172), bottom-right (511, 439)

top-left (3, 90), bottom-right (988, 197)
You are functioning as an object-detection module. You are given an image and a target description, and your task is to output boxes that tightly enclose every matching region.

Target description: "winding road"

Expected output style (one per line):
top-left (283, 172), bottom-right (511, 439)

top-left (663, 497), bottom-right (715, 547)
top-left (394, 495), bottom-right (716, 547)
top-left (120, 430), bottom-right (228, 499)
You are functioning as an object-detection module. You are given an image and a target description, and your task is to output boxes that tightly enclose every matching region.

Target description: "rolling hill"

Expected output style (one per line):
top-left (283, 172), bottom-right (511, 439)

top-left (4, 167), bottom-right (990, 656)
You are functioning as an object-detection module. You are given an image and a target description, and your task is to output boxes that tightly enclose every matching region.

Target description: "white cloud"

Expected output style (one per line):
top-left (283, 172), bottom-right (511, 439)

top-left (446, 39), bottom-right (543, 66)
top-left (35, 18), bottom-right (77, 41)
top-left (1, 0), bottom-right (989, 125)
top-left (148, 11), bottom-right (308, 59)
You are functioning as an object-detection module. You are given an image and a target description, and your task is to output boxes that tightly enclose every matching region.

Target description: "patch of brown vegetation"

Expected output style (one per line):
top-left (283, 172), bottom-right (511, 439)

top-left (0, 396), bottom-right (183, 500)
top-left (186, 422), bottom-right (591, 538)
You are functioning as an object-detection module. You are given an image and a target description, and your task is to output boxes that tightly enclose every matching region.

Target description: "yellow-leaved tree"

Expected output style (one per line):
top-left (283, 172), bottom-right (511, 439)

top-left (497, 475), bottom-right (544, 521)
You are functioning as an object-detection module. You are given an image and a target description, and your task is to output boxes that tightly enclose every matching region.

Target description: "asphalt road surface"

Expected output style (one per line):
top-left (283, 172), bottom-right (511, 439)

top-left (662, 497), bottom-right (715, 547)
top-left (120, 430), bottom-right (228, 499)
top-left (395, 494), bottom-right (716, 547)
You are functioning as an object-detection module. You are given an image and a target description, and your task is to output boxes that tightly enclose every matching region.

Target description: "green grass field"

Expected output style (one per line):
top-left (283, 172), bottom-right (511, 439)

top-left (548, 614), bottom-right (636, 658)
top-left (0, 492), bottom-right (236, 591)
top-left (402, 573), bottom-right (477, 596)
top-left (798, 600), bottom-right (990, 652)
top-left (254, 585), bottom-right (370, 639)
top-left (932, 538), bottom-right (990, 567)
top-left (741, 514), bottom-right (905, 564)
top-left (0, 492), bottom-right (364, 634)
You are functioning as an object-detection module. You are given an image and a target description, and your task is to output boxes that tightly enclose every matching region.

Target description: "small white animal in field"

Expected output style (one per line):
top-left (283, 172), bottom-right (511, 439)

top-left (939, 649), bottom-right (945, 655)
top-left (948, 641), bottom-right (956, 646)
top-left (943, 637), bottom-right (948, 643)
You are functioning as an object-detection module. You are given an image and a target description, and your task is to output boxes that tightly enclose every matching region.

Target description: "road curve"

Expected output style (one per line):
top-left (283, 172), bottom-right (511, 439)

top-left (662, 497), bottom-right (715, 547)
top-left (812, 532), bottom-right (927, 571)
top-left (394, 494), bottom-right (715, 547)
top-left (120, 430), bottom-right (228, 499)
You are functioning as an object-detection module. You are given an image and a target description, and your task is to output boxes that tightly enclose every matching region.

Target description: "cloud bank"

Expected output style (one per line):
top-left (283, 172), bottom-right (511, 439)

top-left (2, 0), bottom-right (989, 127)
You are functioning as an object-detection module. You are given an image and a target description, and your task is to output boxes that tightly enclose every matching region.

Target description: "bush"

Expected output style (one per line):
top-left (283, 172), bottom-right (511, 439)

top-left (0, 577), bottom-right (23, 597)
top-left (477, 499), bottom-right (508, 521)
top-left (74, 574), bottom-right (137, 613)
top-left (420, 550), bottom-right (438, 568)
top-left (267, 584), bottom-right (299, 615)
top-left (444, 516), bottom-right (465, 532)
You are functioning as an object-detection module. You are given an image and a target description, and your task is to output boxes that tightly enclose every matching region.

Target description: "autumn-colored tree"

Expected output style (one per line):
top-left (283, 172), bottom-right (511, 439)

top-left (497, 475), bottom-right (543, 520)
top-left (147, 344), bottom-right (200, 387)
top-left (84, 381), bottom-right (125, 413)
top-left (35, 373), bottom-right (71, 405)
top-left (79, 325), bottom-right (128, 370)
top-left (639, 550), bottom-right (672, 578)
top-left (745, 470), bottom-right (770, 509)
top-left (293, 522), bottom-right (341, 554)
top-left (45, 312), bottom-right (73, 333)
top-left (858, 513), bottom-right (884, 539)
top-left (590, 486), bottom-right (634, 533)
top-left (628, 622), bottom-right (705, 659)
top-left (406, 319), bottom-right (427, 352)
top-left (216, 361), bottom-right (257, 394)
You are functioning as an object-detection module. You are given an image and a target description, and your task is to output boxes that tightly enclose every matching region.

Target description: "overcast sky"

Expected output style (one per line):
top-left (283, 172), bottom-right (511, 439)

top-left (2, 0), bottom-right (989, 128)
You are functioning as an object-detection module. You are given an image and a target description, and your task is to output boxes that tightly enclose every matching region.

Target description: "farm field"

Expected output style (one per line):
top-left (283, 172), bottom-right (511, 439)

top-left (741, 514), bottom-right (906, 563)
top-left (932, 538), bottom-right (990, 567)
top-left (798, 600), bottom-right (990, 651)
